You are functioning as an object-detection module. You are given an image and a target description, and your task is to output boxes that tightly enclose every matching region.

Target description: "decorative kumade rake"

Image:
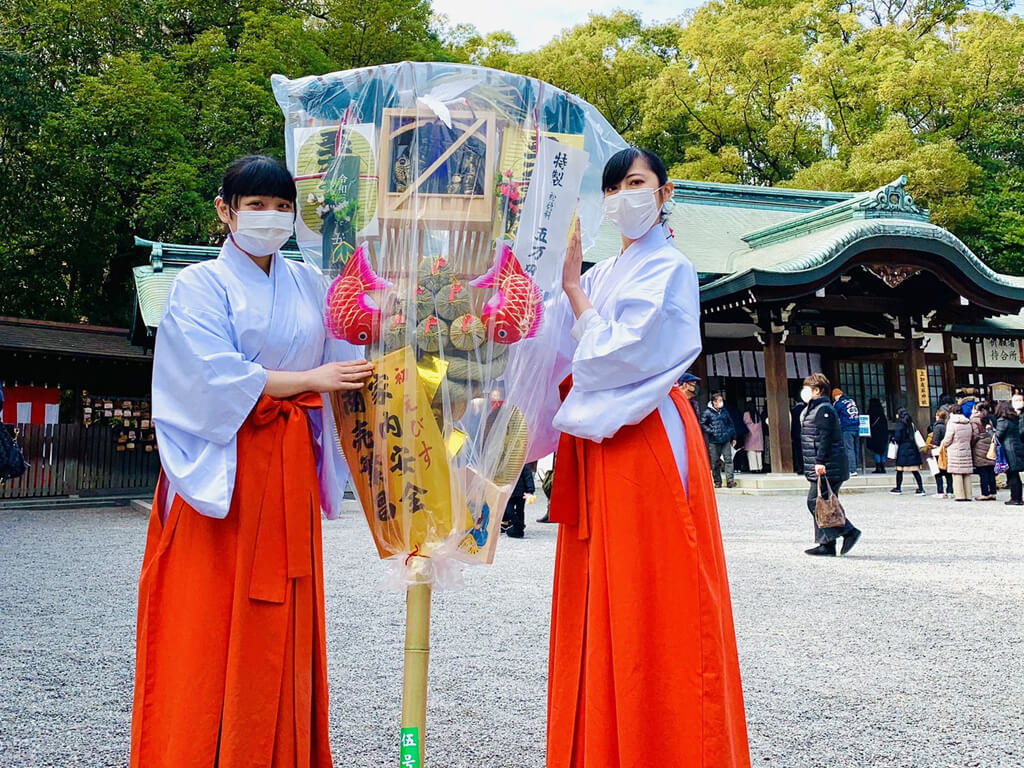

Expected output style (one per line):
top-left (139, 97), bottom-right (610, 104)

top-left (273, 61), bottom-right (625, 766)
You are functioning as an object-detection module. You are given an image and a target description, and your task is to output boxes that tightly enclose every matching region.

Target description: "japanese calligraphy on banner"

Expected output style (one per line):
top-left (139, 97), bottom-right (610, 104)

top-left (915, 368), bottom-right (930, 408)
top-left (512, 136), bottom-right (589, 292)
top-left (982, 337), bottom-right (1024, 368)
top-left (331, 347), bottom-right (463, 560)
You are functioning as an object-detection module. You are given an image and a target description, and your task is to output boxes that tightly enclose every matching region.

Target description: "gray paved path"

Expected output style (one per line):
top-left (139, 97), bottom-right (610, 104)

top-left (1, 491), bottom-right (1022, 767)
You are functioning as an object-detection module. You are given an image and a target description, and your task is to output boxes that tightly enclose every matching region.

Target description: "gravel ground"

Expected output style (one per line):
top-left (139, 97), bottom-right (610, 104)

top-left (1, 491), bottom-right (1022, 767)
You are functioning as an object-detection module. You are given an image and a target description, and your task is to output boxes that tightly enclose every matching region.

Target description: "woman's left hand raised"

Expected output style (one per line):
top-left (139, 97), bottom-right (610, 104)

top-left (562, 218), bottom-right (583, 294)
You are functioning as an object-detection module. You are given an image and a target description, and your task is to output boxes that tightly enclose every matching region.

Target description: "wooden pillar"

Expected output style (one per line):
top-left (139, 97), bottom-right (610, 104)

top-left (764, 332), bottom-right (793, 473)
top-left (901, 317), bottom-right (931, 430)
top-left (941, 332), bottom-right (956, 396)
top-left (691, 352), bottom-right (708, 382)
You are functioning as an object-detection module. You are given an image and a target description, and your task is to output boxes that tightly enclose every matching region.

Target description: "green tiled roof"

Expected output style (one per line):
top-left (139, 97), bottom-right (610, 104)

top-left (133, 264), bottom-right (179, 330)
top-left (947, 310), bottom-right (1024, 338)
top-left (588, 179), bottom-right (852, 271)
top-left (131, 237), bottom-right (303, 334)
top-left (133, 176), bottom-right (1024, 335)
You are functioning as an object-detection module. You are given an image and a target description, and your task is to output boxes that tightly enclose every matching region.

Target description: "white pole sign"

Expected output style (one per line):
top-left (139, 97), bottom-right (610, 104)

top-left (512, 137), bottom-right (589, 292)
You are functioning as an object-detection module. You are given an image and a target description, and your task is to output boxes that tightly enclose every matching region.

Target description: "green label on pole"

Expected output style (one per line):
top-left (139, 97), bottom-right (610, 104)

top-left (400, 727), bottom-right (421, 768)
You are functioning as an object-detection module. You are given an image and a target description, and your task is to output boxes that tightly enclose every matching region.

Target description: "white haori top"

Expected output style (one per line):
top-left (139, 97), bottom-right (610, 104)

top-left (517, 224), bottom-right (702, 491)
top-left (152, 238), bottom-right (358, 519)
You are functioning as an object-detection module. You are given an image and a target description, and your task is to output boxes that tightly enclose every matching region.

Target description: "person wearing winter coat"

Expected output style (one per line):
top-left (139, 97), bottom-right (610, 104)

top-left (866, 398), bottom-right (888, 473)
top-left (930, 410), bottom-right (952, 498)
top-left (800, 373), bottom-right (860, 557)
top-left (970, 405), bottom-right (997, 501)
top-left (940, 404), bottom-right (976, 501)
top-left (890, 409), bottom-right (925, 495)
top-left (701, 393), bottom-right (737, 488)
top-left (832, 388), bottom-right (861, 476)
top-left (742, 404), bottom-right (765, 472)
top-left (994, 400), bottom-right (1024, 506)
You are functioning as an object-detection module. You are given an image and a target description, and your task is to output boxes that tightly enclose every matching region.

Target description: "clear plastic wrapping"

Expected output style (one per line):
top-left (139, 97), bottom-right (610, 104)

top-left (272, 62), bottom-right (626, 586)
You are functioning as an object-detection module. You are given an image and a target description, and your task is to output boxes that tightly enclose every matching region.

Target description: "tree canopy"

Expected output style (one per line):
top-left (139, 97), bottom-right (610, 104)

top-left (0, 0), bottom-right (1021, 325)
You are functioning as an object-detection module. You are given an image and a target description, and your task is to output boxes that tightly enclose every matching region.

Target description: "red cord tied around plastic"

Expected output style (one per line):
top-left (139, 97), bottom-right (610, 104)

top-left (404, 544), bottom-right (422, 567)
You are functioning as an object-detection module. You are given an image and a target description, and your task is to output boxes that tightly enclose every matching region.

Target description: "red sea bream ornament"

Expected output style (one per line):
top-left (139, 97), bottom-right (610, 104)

top-left (470, 245), bottom-right (543, 344)
top-left (325, 244), bottom-right (390, 345)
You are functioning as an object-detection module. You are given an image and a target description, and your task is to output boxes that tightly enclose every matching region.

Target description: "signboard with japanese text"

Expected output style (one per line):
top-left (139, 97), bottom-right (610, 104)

top-left (982, 338), bottom-right (1024, 368)
top-left (916, 368), bottom-right (930, 408)
top-left (512, 137), bottom-right (589, 292)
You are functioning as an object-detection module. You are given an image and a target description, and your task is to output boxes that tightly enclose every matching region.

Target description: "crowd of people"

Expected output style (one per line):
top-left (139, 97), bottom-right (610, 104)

top-left (665, 372), bottom-right (1024, 558)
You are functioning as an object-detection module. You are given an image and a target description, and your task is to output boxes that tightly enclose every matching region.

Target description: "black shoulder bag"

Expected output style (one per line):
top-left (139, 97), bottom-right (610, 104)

top-left (0, 424), bottom-right (28, 481)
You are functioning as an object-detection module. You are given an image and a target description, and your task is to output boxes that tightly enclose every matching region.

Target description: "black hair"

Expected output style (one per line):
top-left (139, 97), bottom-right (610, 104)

top-left (602, 147), bottom-right (669, 192)
top-left (745, 402), bottom-right (760, 423)
top-left (220, 155), bottom-right (296, 208)
top-left (711, 392), bottom-right (724, 402)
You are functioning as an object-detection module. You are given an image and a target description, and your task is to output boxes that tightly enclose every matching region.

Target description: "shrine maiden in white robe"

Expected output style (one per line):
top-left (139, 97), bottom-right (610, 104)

top-left (524, 223), bottom-right (701, 489)
top-left (151, 237), bottom-right (356, 518)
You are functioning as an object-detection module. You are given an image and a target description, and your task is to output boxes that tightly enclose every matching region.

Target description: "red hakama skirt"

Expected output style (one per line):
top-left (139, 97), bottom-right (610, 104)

top-left (547, 386), bottom-right (750, 768)
top-left (130, 393), bottom-right (333, 768)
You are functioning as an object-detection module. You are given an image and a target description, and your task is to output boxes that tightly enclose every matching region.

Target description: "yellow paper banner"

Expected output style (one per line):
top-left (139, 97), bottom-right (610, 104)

top-left (332, 347), bottom-right (465, 559)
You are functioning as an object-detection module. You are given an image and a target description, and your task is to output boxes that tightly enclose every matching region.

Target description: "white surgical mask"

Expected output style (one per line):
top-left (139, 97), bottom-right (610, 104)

top-left (1013, 396), bottom-right (1023, 411)
top-left (231, 209), bottom-right (294, 256)
top-left (800, 386), bottom-right (813, 404)
top-left (602, 187), bottom-right (664, 239)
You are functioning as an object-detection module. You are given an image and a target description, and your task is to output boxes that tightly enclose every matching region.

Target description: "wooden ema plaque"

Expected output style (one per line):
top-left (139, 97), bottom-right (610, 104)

top-left (376, 108), bottom-right (497, 277)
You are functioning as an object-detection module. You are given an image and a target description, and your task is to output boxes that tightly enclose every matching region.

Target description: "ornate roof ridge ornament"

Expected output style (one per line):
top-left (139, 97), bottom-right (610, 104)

top-left (740, 174), bottom-right (929, 249)
top-left (859, 175), bottom-right (927, 217)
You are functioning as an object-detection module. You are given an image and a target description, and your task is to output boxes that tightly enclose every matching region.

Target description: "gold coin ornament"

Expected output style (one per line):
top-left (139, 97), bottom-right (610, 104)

top-left (416, 316), bottom-right (449, 353)
top-left (448, 313), bottom-right (486, 351)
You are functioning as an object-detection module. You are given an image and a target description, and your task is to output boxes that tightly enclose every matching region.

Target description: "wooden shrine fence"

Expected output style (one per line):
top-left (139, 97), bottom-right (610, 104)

top-left (1, 424), bottom-right (161, 499)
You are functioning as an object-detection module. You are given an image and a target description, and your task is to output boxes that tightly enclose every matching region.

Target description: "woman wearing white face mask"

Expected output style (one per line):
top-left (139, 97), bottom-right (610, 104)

top-left (527, 148), bottom-right (750, 767)
top-left (131, 155), bottom-right (373, 768)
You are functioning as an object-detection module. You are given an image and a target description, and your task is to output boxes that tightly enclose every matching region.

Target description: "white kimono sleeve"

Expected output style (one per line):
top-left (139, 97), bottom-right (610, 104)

top-left (512, 291), bottom-right (577, 462)
top-left (553, 258), bottom-right (701, 442)
top-left (152, 273), bottom-right (268, 519)
top-left (312, 337), bottom-right (362, 519)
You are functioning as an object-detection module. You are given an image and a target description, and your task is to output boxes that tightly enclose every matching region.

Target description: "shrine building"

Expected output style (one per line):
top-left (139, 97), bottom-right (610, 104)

top-left (129, 176), bottom-right (1024, 475)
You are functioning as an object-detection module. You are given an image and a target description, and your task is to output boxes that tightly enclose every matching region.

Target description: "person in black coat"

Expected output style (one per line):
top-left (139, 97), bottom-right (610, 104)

top-left (866, 398), bottom-right (888, 473)
top-left (800, 373), bottom-right (861, 557)
top-left (503, 462), bottom-right (537, 538)
top-left (890, 409), bottom-right (925, 495)
top-left (994, 401), bottom-right (1024, 506)
top-left (701, 393), bottom-right (738, 487)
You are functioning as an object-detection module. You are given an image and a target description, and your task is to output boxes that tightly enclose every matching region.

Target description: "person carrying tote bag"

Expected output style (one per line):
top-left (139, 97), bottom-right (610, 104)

top-left (890, 409), bottom-right (925, 495)
top-left (799, 373), bottom-right (860, 557)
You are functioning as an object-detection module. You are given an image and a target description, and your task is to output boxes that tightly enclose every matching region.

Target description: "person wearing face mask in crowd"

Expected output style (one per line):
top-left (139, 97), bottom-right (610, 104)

top-left (702, 392), bottom-right (738, 488)
top-left (678, 371), bottom-right (702, 419)
top-left (517, 147), bottom-right (750, 767)
top-left (130, 155), bottom-right (373, 768)
top-left (800, 373), bottom-right (861, 556)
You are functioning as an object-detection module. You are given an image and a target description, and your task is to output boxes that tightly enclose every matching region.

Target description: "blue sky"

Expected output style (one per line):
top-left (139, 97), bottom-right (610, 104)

top-left (432, 0), bottom-right (704, 50)
top-left (432, 0), bottom-right (1024, 51)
